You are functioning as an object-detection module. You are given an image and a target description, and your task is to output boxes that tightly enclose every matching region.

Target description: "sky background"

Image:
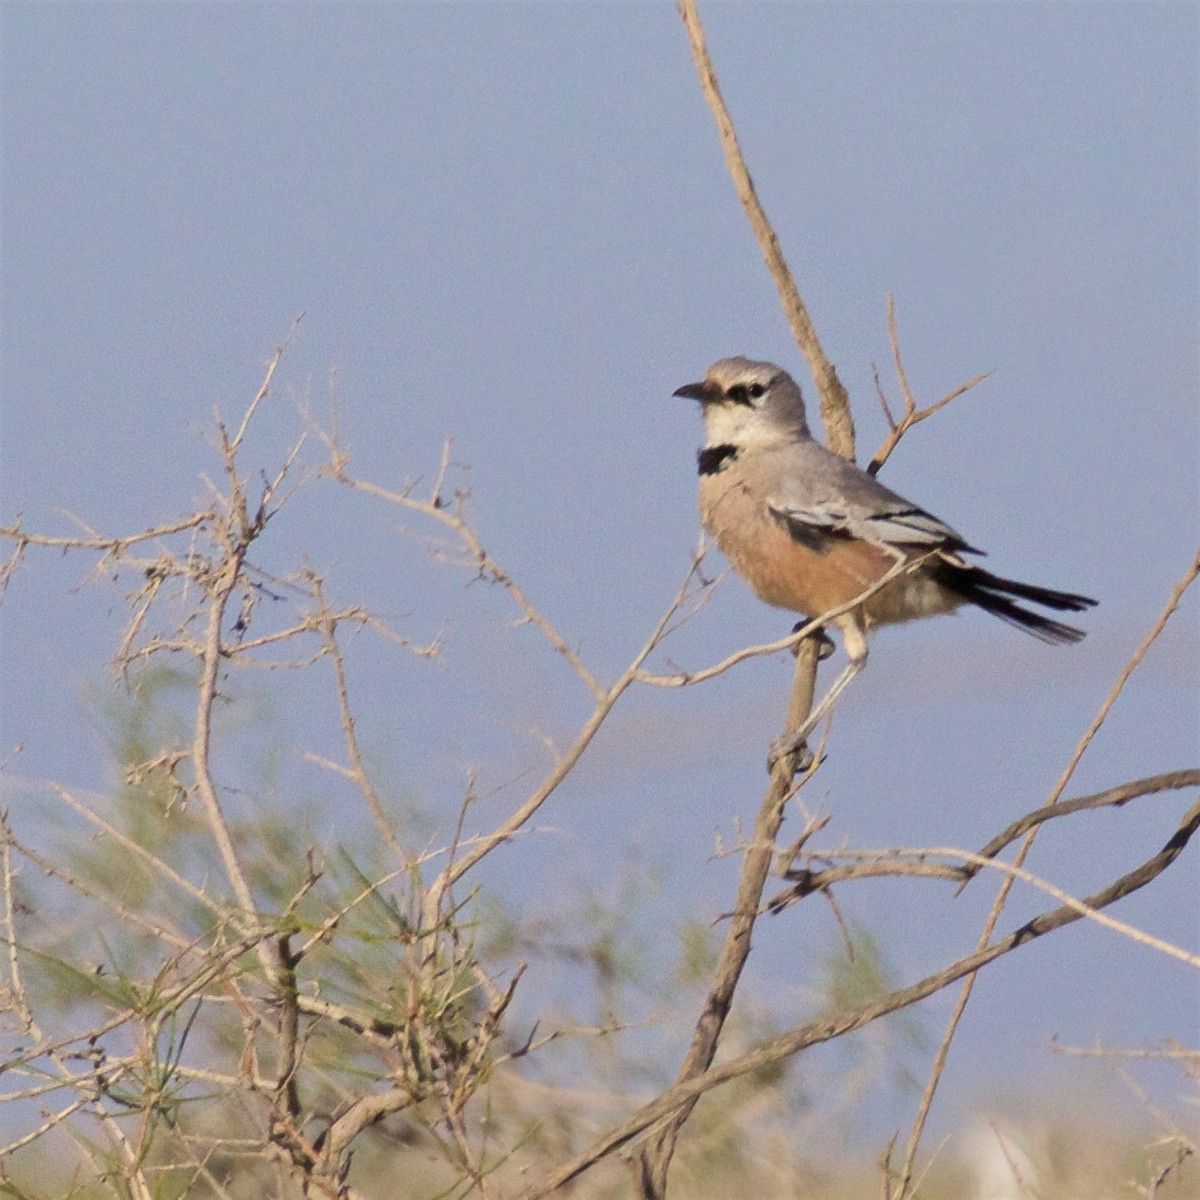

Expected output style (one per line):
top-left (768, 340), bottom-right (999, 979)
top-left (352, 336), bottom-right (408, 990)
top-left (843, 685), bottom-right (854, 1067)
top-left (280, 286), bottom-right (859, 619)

top-left (2, 0), bottom-right (1198, 1170)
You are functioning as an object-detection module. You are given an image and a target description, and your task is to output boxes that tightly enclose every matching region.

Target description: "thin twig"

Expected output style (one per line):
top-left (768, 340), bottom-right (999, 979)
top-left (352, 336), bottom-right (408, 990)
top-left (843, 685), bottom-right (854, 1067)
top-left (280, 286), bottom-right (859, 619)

top-left (334, 469), bottom-right (607, 703)
top-left (1047, 545), bottom-right (1200, 810)
top-left (777, 842), bottom-right (1200, 968)
top-left (0, 514), bottom-right (210, 554)
top-left (309, 571), bottom-right (409, 867)
top-left (229, 316), bottom-right (303, 453)
top-left (867, 295), bottom-right (989, 476)
top-left (634, 555), bottom-right (916, 687)
top-left (420, 551), bottom-right (707, 929)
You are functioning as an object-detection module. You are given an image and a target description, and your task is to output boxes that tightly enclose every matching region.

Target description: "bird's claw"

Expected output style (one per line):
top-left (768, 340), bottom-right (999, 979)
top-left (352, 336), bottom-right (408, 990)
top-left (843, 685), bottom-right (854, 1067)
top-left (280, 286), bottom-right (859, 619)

top-left (790, 624), bottom-right (836, 660)
top-left (767, 731), bottom-right (816, 776)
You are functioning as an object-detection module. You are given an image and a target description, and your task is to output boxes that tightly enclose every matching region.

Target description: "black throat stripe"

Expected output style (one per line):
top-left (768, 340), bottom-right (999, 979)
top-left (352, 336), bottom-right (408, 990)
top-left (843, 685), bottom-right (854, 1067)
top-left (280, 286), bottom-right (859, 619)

top-left (697, 443), bottom-right (739, 475)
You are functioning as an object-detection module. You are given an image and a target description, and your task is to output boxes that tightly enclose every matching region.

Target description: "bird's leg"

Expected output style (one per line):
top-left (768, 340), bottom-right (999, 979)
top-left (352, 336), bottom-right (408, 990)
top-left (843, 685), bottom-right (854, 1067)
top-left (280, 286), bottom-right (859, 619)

top-left (768, 616), bottom-right (868, 775)
top-left (777, 623), bottom-right (836, 771)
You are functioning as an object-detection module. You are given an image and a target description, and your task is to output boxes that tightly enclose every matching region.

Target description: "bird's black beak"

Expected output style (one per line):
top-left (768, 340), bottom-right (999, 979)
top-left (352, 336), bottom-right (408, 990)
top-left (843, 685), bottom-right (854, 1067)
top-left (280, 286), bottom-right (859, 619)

top-left (673, 381), bottom-right (714, 402)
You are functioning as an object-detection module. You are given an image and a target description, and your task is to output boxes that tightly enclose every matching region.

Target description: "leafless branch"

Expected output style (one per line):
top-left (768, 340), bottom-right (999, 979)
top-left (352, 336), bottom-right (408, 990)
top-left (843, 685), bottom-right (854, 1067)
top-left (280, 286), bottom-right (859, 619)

top-left (771, 769), bottom-right (1200, 906)
top-left (327, 461), bottom-right (608, 704)
top-left (634, 554), bottom-right (915, 687)
top-left (229, 316), bottom-right (303, 453)
top-left (633, 635), bottom-right (823, 1196)
top-left (676, 0), bottom-right (856, 460)
top-left (308, 570), bottom-right (409, 867)
top-left (773, 838), bottom-right (1200, 968)
top-left (867, 295), bottom-right (990, 476)
top-left (897, 544), bottom-right (1200, 1197)
top-left (522, 792), bottom-right (1200, 1198)
top-left (975, 769), bottom-right (1200, 862)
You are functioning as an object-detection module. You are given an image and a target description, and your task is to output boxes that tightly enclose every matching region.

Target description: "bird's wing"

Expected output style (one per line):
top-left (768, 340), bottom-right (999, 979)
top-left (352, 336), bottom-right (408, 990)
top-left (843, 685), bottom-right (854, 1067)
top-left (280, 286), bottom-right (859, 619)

top-left (764, 442), bottom-right (982, 556)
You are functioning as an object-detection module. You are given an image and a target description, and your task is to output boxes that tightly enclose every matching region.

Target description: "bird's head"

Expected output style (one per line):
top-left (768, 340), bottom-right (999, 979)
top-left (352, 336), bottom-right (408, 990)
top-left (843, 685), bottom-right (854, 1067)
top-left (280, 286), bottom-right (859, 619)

top-left (674, 357), bottom-right (811, 446)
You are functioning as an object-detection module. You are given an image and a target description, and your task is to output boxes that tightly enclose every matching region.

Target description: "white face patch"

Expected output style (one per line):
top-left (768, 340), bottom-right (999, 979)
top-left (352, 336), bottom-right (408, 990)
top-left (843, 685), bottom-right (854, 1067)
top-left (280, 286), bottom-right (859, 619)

top-left (694, 361), bottom-right (811, 446)
top-left (701, 400), bottom-right (760, 446)
top-left (701, 395), bottom-right (796, 450)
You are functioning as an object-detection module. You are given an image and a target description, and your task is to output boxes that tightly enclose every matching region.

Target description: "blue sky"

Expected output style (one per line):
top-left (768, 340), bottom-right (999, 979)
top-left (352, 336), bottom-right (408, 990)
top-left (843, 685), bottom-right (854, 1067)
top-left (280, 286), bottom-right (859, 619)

top-left (3, 0), bottom-right (1197, 1157)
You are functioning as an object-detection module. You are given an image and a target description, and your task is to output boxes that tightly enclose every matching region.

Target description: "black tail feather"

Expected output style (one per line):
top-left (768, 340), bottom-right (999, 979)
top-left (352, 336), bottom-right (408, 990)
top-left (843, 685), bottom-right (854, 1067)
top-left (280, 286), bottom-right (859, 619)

top-left (933, 562), bottom-right (1097, 645)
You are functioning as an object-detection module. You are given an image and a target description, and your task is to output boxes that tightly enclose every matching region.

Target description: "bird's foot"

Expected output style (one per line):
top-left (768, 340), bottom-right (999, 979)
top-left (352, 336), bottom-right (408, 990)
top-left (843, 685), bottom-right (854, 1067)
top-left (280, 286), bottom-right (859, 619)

top-left (791, 624), bottom-right (835, 660)
top-left (767, 730), bottom-right (816, 776)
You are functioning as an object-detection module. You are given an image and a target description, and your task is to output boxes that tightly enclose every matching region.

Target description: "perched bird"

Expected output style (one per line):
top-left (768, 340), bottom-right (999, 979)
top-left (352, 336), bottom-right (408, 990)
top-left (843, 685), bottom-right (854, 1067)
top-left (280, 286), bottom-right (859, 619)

top-left (674, 356), bottom-right (1096, 760)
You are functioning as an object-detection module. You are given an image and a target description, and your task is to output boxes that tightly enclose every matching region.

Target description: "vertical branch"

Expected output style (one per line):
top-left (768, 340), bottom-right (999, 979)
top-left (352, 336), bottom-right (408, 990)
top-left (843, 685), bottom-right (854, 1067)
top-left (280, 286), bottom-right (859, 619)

top-left (190, 362), bottom-right (298, 986)
top-left (640, 6), bottom-right (866, 1189)
top-left (677, 0), bottom-right (856, 460)
top-left (635, 637), bottom-right (822, 1197)
top-left (191, 549), bottom-right (259, 929)
top-left (2, 814), bottom-right (37, 1043)
top-left (309, 572), bottom-right (410, 868)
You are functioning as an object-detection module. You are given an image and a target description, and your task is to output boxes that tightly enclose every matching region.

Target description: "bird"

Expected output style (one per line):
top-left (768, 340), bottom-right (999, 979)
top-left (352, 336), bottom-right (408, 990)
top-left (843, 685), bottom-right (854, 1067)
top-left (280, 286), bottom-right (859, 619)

top-left (674, 356), bottom-right (1097, 765)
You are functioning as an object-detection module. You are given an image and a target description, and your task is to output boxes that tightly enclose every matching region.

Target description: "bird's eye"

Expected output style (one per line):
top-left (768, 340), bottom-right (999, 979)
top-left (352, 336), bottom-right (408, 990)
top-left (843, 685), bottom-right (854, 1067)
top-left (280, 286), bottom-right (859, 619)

top-left (747, 383), bottom-right (766, 399)
top-left (726, 384), bottom-right (749, 405)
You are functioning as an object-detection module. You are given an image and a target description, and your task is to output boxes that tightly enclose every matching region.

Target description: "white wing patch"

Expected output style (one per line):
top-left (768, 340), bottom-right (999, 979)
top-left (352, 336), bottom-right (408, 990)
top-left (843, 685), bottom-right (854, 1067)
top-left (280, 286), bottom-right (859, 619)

top-left (862, 506), bottom-right (961, 546)
top-left (767, 500), bottom-right (846, 532)
top-left (768, 499), bottom-right (977, 555)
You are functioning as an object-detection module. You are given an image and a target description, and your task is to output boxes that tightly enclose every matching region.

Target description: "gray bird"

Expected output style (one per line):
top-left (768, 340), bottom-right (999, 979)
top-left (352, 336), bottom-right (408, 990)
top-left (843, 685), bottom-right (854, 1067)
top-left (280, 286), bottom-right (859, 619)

top-left (674, 356), bottom-right (1096, 759)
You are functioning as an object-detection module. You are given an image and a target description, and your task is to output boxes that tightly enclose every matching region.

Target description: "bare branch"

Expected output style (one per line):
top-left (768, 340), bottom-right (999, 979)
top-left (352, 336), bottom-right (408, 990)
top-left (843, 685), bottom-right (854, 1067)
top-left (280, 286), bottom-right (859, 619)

top-left (771, 770), bottom-right (1200, 906)
top-left (677, 0), bottom-right (856, 460)
top-left (897, 543), bottom-right (1200, 1197)
top-left (775, 840), bottom-right (1200, 968)
top-left (229, 316), bottom-right (303, 454)
top-left (867, 295), bottom-right (990, 477)
top-left (331, 466), bottom-right (608, 703)
top-left (635, 554), bottom-right (916, 687)
top-left (635, 634), bottom-right (823, 1195)
top-left (522, 793), bottom-right (1200, 1198)
top-left (976, 769), bottom-right (1200, 862)
top-left (0, 513), bottom-right (211, 555)
top-left (190, 546), bottom-right (264, 934)
top-left (1047, 545), bottom-right (1200, 810)
top-left (419, 545), bottom-right (711, 924)
top-left (1048, 1039), bottom-right (1200, 1062)
top-left (308, 570), bottom-right (409, 867)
